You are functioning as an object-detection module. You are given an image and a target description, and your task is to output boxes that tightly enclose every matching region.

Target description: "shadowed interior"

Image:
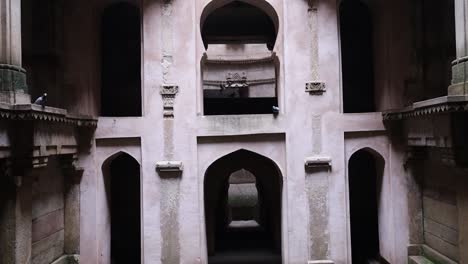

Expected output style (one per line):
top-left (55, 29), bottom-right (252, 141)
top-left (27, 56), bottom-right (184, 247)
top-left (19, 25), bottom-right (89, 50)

top-left (204, 149), bottom-right (282, 264)
top-left (348, 149), bottom-right (385, 263)
top-left (104, 154), bottom-right (141, 264)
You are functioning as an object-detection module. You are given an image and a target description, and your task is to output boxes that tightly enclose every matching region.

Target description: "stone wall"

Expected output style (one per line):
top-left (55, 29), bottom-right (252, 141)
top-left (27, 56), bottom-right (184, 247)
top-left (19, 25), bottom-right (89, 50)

top-left (31, 157), bottom-right (65, 264)
top-left (422, 161), bottom-right (460, 262)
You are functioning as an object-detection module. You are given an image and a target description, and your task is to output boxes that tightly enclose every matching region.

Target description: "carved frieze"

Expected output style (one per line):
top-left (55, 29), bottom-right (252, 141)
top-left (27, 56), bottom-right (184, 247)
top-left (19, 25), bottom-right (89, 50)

top-left (160, 84), bottom-right (179, 118)
top-left (382, 96), bottom-right (468, 120)
top-left (223, 72), bottom-right (248, 89)
top-left (306, 81), bottom-right (326, 95)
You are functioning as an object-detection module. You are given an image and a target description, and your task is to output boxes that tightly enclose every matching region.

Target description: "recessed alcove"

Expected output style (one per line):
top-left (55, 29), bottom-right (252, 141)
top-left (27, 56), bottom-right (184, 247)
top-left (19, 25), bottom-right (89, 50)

top-left (200, 1), bottom-right (279, 116)
top-left (204, 149), bottom-right (282, 264)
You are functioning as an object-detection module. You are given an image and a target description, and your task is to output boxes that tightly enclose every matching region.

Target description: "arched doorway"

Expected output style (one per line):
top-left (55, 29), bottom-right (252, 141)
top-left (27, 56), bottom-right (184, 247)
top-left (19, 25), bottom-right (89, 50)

top-left (204, 149), bottom-right (282, 264)
top-left (340, 0), bottom-right (376, 113)
top-left (348, 149), bottom-right (385, 263)
top-left (102, 153), bottom-right (141, 264)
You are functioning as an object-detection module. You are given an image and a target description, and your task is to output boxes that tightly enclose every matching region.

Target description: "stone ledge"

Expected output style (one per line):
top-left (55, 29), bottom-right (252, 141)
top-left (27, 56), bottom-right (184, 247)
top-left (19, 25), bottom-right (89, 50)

top-left (409, 256), bottom-right (435, 264)
top-left (0, 103), bottom-right (97, 127)
top-left (51, 254), bottom-right (79, 264)
top-left (383, 95), bottom-right (468, 121)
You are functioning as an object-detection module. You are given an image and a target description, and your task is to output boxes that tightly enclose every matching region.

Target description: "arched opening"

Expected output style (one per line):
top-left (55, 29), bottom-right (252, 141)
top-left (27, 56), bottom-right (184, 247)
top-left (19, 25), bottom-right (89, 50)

top-left (204, 149), bottom-right (282, 263)
top-left (100, 3), bottom-right (142, 117)
top-left (102, 153), bottom-right (141, 263)
top-left (348, 149), bottom-right (385, 263)
top-left (200, 1), bottom-right (279, 115)
top-left (340, 0), bottom-right (376, 113)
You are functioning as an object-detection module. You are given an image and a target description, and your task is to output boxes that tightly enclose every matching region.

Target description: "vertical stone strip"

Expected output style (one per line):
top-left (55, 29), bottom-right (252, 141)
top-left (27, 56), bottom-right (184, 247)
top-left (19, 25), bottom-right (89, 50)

top-left (160, 1), bottom-right (180, 263)
top-left (307, 115), bottom-right (330, 260)
top-left (311, 115), bottom-right (322, 155)
top-left (160, 177), bottom-right (180, 263)
top-left (306, 1), bottom-right (326, 94)
top-left (306, 175), bottom-right (329, 260)
top-left (161, 0), bottom-right (174, 84)
top-left (308, 2), bottom-right (319, 82)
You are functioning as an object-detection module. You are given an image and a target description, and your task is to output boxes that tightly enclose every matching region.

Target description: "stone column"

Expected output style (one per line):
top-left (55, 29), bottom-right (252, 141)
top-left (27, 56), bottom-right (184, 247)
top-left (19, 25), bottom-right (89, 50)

top-left (0, 0), bottom-right (29, 104)
top-left (61, 156), bottom-right (83, 256)
top-left (450, 0), bottom-right (468, 95)
top-left (0, 160), bottom-right (33, 264)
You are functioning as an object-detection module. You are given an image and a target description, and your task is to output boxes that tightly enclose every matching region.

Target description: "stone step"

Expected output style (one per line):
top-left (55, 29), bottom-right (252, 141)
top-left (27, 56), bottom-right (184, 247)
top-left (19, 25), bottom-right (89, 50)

top-left (408, 256), bottom-right (435, 264)
top-left (421, 245), bottom-right (458, 264)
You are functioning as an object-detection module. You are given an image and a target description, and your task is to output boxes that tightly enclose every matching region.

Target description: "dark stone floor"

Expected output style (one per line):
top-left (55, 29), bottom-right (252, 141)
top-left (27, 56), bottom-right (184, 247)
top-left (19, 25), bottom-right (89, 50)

top-left (209, 222), bottom-right (282, 264)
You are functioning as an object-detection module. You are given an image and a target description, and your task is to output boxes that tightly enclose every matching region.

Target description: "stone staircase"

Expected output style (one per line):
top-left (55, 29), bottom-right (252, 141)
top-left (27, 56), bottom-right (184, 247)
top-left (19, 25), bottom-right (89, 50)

top-left (408, 245), bottom-right (457, 264)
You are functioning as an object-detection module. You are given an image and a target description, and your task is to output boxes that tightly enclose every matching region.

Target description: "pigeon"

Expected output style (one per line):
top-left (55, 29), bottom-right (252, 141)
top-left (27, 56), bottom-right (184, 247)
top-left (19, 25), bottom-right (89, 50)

top-left (34, 93), bottom-right (47, 106)
top-left (272, 106), bottom-right (280, 115)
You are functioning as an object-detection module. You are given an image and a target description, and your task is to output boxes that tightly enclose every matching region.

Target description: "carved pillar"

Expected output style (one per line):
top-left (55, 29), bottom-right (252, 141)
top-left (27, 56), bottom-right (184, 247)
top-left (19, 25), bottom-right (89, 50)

top-left (0, 159), bottom-right (36, 264)
top-left (404, 148), bottom-right (425, 253)
top-left (61, 155), bottom-right (83, 256)
top-left (0, 0), bottom-right (29, 104)
top-left (450, 0), bottom-right (468, 95)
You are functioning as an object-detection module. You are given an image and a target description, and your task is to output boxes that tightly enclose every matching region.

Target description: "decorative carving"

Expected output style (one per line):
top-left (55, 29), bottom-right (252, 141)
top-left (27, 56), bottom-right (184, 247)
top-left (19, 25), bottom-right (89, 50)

top-left (306, 81), bottom-right (326, 94)
top-left (223, 72), bottom-right (248, 89)
top-left (383, 96), bottom-right (468, 120)
top-left (160, 84), bottom-right (179, 118)
top-left (0, 104), bottom-right (97, 127)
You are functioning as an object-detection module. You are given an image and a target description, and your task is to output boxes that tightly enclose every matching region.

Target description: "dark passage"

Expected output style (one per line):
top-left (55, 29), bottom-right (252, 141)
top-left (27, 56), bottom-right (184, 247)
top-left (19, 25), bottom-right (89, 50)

top-left (348, 150), bottom-right (384, 264)
top-left (109, 154), bottom-right (141, 264)
top-left (340, 0), bottom-right (376, 113)
top-left (101, 3), bottom-right (142, 117)
top-left (205, 150), bottom-right (282, 264)
top-left (204, 98), bottom-right (278, 115)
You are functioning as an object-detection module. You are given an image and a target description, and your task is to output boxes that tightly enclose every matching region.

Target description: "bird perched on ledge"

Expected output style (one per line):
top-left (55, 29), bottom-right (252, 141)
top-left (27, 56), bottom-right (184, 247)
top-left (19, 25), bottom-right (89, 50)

top-left (272, 106), bottom-right (280, 115)
top-left (34, 93), bottom-right (47, 107)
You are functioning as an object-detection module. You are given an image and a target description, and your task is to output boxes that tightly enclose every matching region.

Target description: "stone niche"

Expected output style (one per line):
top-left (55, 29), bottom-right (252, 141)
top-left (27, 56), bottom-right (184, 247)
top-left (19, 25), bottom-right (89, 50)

top-left (202, 44), bottom-right (278, 115)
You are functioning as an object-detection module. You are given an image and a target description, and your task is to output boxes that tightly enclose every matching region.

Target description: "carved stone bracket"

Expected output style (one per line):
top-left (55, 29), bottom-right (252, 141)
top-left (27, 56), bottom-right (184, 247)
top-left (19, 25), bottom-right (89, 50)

top-left (306, 81), bottom-right (326, 95)
top-left (60, 154), bottom-right (84, 184)
top-left (156, 161), bottom-right (183, 178)
top-left (305, 155), bottom-right (332, 171)
top-left (160, 84), bottom-right (179, 118)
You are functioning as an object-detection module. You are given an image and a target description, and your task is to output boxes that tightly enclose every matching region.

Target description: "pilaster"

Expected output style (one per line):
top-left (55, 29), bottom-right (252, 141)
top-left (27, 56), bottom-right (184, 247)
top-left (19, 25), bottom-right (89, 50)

top-left (0, 0), bottom-right (29, 104)
top-left (449, 0), bottom-right (468, 95)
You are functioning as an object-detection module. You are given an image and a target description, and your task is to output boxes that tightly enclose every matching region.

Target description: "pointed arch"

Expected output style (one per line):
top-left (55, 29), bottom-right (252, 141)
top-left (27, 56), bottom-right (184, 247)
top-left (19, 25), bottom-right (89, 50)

top-left (203, 149), bottom-right (282, 262)
top-left (348, 147), bottom-right (386, 263)
top-left (100, 151), bottom-right (141, 263)
top-left (200, 0), bottom-right (279, 50)
top-left (102, 150), bottom-right (141, 170)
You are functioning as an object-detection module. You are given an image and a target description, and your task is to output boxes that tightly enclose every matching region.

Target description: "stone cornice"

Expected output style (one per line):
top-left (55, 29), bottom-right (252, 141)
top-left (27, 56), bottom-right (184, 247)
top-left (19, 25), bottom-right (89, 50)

top-left (0, 103), bottom-right (97, 127)
top-left (382, 95), bottom-right (468, 121)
